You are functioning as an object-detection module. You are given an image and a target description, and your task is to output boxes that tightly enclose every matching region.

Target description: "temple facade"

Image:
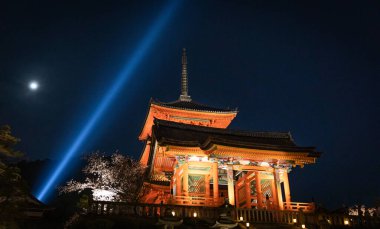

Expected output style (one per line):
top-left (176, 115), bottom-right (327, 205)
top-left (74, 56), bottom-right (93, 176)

top-left (138, 49), bottom-right (320, 212)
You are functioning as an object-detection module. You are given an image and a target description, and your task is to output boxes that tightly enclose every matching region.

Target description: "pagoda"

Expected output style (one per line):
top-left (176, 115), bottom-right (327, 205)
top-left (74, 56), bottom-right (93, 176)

top-left (138, 49), bottom-right (320, 212)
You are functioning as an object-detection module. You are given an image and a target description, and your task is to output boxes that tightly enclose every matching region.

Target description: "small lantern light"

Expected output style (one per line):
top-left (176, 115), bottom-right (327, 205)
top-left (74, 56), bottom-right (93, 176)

top-left (344, 219), bottom-right (349, 225)
top-left (246, 222), bottom-right (250, 228)
top-left (293, 218), bottom-right (297, 223)
top-left (301, 224), bottom-right (306, 229)
top-left (327, 219), bottom-right (331, 224)
top-left (171, 211), bottom-right (175, 216)
top-left (193, 212), bottom-right (197, 217)
top-left (240, 216), bottom-right (243, 221)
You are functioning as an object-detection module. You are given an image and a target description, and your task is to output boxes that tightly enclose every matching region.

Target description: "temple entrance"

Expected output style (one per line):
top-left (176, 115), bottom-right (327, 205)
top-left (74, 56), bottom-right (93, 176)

top-left (171, 161), bottom-right (223, 206)
top-left (235, 171), bottom-right (280, 210)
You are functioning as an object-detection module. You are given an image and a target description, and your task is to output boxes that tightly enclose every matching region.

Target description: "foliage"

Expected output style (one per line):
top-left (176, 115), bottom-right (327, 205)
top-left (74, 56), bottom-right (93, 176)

top-left (0, 125), bottom-right (22, 160)
top-left (0, 125), bottom-right (28, 225)
top-left (0, 166), bottom-right (28, 225)
top-left (60, 152), bottom-right (145, 203)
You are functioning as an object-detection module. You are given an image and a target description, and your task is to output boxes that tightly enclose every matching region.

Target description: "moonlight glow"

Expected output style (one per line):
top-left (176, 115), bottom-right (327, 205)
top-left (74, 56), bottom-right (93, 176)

top-left (29, 81), bottom-right (39, 90)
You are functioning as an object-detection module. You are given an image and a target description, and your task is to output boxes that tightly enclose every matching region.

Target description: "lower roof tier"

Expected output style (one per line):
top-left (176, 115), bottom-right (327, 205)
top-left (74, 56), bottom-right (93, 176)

top-left (152, 119), bottom-right (321, 159)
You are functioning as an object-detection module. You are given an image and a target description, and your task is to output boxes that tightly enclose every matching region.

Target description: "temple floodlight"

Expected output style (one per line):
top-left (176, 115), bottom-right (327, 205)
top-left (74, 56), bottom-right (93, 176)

top-left (35, 0), bottom-right (181, 202)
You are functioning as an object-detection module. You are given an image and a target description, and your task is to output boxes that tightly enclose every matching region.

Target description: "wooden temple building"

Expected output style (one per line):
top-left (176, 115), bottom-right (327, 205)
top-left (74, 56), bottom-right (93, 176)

top-left (138, 49), bottom-right (320, 212)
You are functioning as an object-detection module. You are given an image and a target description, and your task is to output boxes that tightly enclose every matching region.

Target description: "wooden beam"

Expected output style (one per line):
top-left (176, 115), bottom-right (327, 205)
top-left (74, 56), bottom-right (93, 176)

top-left (233, 165), bottom-right (274, 172)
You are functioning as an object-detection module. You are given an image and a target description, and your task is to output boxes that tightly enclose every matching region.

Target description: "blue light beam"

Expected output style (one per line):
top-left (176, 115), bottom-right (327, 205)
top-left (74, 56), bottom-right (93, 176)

top-left (36, 0), bottom-right (181, 202)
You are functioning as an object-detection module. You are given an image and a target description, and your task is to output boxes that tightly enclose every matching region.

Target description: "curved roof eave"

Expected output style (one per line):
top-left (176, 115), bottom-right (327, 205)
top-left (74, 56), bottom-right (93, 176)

top-left (151, 99), bottom-right (238, 114)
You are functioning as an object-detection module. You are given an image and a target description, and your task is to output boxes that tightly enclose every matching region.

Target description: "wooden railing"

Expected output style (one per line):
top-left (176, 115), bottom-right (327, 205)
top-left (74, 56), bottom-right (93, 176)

top-left (169, 196), bottom-right (224, 207)
top-left (89, 201), bottom-right (226, 219)
top-left (236, 208), bottom-right (299, 224)
top-left (283, 202), bottom-right (315, 212)
top-left (89, 201), bottom-right (380, 227)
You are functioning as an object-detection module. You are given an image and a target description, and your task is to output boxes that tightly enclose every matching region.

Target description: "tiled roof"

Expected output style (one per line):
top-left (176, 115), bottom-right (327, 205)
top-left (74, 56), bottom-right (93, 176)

top-left (151, 99), bottom-right (237, 113)
top-left (153, 119), bottom-right (320, 155)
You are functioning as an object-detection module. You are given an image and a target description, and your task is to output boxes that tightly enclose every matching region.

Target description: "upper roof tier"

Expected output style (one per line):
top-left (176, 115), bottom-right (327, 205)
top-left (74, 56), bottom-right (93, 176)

top-left (138, 98), bottom-right (238, 140)
top-left (138, 49), bottom-right (238, 140)
top-left (151, 99), bottom-right (237, 113)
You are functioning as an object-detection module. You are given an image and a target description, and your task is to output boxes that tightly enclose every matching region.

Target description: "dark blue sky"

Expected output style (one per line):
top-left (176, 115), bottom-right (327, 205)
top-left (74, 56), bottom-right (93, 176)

top-left (1, 0), bottom-right (379, 208)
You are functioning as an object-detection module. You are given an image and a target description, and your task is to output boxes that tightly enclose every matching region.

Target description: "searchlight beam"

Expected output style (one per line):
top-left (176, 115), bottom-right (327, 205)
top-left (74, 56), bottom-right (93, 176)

top-left (36, 0), bottom-right (181, 202)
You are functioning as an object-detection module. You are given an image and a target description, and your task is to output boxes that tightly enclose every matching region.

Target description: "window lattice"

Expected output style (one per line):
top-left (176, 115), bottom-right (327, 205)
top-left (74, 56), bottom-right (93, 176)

top-left (188, 175), bottom-right (205, 193)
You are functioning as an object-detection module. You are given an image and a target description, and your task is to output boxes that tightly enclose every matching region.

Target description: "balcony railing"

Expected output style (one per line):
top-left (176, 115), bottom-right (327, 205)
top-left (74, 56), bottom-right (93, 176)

top-left (236, 208), bottom-right (299, 224)
top-left (283, 202), bottom-right (315, 212)
top-left (88, 201), bottom-right (380, 227)
top-left (89, 201), bottom-right (226, 219)
top-left (169, 195), bottom-right (224, 207)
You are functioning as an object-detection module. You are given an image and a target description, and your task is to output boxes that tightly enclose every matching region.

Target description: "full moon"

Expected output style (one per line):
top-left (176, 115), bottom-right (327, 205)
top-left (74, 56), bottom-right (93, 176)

top-left (29, 81), bottom-right (39, 90)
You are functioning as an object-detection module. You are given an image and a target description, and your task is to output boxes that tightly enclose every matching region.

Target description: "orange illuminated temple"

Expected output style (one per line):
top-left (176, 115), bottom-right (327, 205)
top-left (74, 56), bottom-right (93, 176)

top-left (138, 49), bottom-right (320, 212)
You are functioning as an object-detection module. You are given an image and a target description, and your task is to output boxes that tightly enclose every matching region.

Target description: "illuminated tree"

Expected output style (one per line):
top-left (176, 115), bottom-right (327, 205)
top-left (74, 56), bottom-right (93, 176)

top-left (60, 152), bottom-right (145, 202)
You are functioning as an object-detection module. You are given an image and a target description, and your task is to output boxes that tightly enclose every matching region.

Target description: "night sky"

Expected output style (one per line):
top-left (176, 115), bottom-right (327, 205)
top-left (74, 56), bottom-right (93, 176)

top-left (1, 1), bottom-right (379, 208)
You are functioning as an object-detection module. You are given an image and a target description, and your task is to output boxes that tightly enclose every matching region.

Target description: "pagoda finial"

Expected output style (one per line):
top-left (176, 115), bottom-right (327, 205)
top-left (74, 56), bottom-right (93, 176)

top-left (179, 48), bottom-right (191, 101)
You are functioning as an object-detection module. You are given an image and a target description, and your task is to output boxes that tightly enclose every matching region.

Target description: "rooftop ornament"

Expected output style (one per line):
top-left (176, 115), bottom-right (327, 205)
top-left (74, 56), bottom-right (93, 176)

top-left (179, 48), bottom-right (191, 102)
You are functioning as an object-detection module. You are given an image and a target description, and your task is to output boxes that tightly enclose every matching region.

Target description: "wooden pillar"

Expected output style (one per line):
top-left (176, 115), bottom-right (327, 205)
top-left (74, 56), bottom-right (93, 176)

top-left (212, 162), bottom-right (219, 203)
top-left (205, 174), bottom-right (210, 198)
top-left (227, 164), bottom-right (235, 205)
top-left (274, 169), bottom-right (284, 210)
top-left (283, 169), bottom-right (291, 204)
top-left (245, 177), bottom-right (251, 208)
top-left (176, 170), bottom-right (181, 196)
top-left (172, 176), bottom-right (175, 196)
top-left (183, 164), bottom-right (189, 196)
top-left (255, 171), bottom-right (263, 209)
top-left (235, 181), bottom-right (240, 207)
top-left (270, 176), bottom-right (278, 209)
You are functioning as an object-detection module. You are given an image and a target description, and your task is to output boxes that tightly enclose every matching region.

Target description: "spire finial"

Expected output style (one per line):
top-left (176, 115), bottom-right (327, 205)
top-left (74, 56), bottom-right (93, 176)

top-left (179, 48), bottom-right (191, 101)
